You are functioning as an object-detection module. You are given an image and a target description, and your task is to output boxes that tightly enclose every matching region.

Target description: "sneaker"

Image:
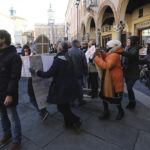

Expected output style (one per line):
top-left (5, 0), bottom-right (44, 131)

top-left (11, 142), bottom-right (21, 150)
top-left (0, 133), bottom-right (12, 148)
top-left (40, 111), bottom-right (49, 121)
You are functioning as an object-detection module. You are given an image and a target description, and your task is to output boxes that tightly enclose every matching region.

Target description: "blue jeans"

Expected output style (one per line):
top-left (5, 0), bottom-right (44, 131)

top-left (0, 106), bottom-right (22, 143)
top-left (125, 78), bottom-right (137, 102)
top-left (29, 96), bottom-right (47, 115)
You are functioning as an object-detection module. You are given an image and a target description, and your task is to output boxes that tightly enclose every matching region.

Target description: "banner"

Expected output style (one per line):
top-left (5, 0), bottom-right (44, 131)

top-left (85, 46), bottom-right (96, 63)
top-left (21, 55), bottom-right (54, 109)
top-left (139, 48), bottom-right (147, 55)
top-left (21, 56), bottom-right (31, 77)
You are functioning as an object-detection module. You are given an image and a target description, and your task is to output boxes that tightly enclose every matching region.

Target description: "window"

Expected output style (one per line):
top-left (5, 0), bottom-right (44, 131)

top-left (139, 8), bottom-right (143, 18)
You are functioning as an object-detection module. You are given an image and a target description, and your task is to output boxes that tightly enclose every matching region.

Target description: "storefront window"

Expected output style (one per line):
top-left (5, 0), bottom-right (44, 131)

top-left (142, 29), bottom-right (150, 45)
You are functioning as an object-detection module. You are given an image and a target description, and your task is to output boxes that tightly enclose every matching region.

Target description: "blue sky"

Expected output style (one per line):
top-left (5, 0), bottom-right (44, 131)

top-left (0, 0), bottom-right (69, 25)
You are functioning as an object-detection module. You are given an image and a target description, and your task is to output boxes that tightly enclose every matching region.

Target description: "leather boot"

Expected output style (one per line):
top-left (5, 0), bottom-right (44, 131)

top-left (126, 102), bottom-right (136, 109)
top-left (11, 142), bottom-right (21, 150)
top-left (99, 101), bottom-right (110, 120)
top-left (116, 104), bottom-right (124, 120)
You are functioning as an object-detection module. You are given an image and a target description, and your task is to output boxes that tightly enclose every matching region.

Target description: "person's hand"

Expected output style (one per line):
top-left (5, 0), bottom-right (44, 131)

top-left (29, 67), bottom-right (38, 75)
top-left (94, 50), bottom-right (101, 57)
top-left (4, 96), bottom-right (13, 106)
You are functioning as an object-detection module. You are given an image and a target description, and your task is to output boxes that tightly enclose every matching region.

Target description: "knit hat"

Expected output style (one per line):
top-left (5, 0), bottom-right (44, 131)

top-left (107, 40), bottom-right (122, 48)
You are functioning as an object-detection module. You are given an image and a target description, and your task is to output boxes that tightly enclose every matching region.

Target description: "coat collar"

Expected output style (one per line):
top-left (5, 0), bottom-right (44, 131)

top-left (109, 46), bottom-right (123, 54)
top-left (0, 45), bottom-right (16, 54)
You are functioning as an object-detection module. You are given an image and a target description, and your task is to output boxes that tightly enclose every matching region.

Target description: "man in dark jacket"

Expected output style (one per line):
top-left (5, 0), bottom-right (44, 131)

top-left (68, 40), bottom-right (88, 106)
top-left (122, 36), bottom-right (141, 109)
top-left (30, 42), bottom-right (82, 131)
top-left (0, 30), bottom-right (22, 150)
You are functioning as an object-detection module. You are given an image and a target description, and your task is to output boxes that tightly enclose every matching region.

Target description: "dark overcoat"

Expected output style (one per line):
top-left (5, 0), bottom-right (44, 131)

top-left (122, 45), bottom-right (141, 80)
top-left (37, 51), bottom-right (80, 104)
top-left (0, 46), bottom-right (22, 108)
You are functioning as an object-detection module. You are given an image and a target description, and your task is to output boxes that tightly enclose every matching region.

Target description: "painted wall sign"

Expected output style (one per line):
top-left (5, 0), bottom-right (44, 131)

top-left (136, 20), bottom-right (150, 29)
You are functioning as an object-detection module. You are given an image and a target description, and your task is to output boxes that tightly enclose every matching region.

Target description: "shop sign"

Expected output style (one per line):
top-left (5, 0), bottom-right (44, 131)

top-left (136, 20), bottom-right (150, 29)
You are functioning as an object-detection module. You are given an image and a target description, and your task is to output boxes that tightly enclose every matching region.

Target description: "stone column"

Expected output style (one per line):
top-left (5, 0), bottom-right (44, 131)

top-left (86, 33), bottom-right (90, 42)
top-left (115, 21), bottom-right (125, 41)
top-left (96, 29), bottom-right (101, 48)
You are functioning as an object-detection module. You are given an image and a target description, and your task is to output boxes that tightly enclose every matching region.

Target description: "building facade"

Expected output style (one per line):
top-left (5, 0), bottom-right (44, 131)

top-left (65, 0), bottom-right (150, 47)
top-left (34, 4), bottom-right (65, 45)
top-left (34, 23), bottom-right (65, 44)
top-left (9, 6), bottom-right (34, 45)
top-left (0, 12), bottom-right (15, 43)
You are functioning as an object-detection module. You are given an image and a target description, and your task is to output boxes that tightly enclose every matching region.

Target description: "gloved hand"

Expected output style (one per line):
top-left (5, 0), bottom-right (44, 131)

top-left (29, 67), bottom-right (38, 75)
top-left (94, 49), bottom-right (101, 57)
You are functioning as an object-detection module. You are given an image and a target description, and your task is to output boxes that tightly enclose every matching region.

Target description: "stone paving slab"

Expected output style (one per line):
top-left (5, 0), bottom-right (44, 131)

top-left (21, 113), bottom-right (64, 148)
top-left (2, 136), bottom-right (43, 150)
top-left (82, 116), bottom-right (138, 150)
top-left (135, 131), bottom-right (150, 150)
top-left (44, 130), bottom-right (122, 150)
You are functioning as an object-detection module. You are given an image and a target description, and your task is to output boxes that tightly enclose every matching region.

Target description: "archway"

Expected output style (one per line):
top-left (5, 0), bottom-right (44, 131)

top-left (81, 23), bottom-right (86, 41)
top-left (34, 35), bottom-right (50, 54)
top-left (86, 16), bottom-right (96, 42)
top-left (119, 0), bottom-right (150, 45)
top-left (98, 6), bottom-right (116, 48)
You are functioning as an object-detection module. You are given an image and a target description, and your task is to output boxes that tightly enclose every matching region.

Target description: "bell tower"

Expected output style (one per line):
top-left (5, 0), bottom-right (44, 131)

top-left (48, 2), bottom-right (55, 45)
top-left (9, 6), bottom-right (16, 17)
top-left (48, 3), bottom-right (55, 25)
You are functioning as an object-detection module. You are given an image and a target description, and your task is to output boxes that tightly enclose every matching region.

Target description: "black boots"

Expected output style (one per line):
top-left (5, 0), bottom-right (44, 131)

top-left (99, 102), bottom-right (124, 120)
top-left (99, 102), bottom-right (110, 120)
top-left (116, 110), bottom-right (124, 120)
top-left (116, 105), bottom-right (125, 120)
top-left (126, 102), bottom-right (136, 109)
top-left (99, 111), bottom-right (110, 120)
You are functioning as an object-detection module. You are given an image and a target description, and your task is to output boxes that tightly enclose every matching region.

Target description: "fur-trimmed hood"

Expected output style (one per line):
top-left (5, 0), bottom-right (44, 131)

top-left (109, 46), bottom-right (123, 54)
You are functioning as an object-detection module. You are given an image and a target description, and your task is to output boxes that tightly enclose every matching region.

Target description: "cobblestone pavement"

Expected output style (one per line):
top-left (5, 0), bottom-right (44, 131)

top-left (0, 78), bottom-right (150, 150)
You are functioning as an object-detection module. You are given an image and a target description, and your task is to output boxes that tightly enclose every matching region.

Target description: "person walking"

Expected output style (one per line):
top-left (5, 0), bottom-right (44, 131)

top-left (92, 40), bottom-right (124, 120)
top-left (27, 78), bottom-right (49, 121)
top-left (0, 30), bottom-right (22, 150)
top-left (29, 42), bottom-right (82, 131)
top-left (122, 36), bottom-right (141, 109)
top-left (87, 40), bottom-right (98, 98)
top-left (69, 40), bottom-right (88, 106)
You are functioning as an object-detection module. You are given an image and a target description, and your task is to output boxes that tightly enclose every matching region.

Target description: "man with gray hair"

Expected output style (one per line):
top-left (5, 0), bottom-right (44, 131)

top-left (69, 39), bottom-right (88, 106)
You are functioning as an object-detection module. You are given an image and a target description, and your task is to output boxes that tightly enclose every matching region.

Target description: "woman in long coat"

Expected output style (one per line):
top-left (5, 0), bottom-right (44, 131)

top-left (122, 36), bottom-right (141, 109)
top-left (30, 42), bottom-right (81, 130)
top-left (93, 40), bottom-right (124, 120)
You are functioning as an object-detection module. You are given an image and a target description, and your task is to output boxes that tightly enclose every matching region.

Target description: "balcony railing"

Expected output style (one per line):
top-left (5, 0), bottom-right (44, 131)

top-left (86, 0), bottom-right (97, 9)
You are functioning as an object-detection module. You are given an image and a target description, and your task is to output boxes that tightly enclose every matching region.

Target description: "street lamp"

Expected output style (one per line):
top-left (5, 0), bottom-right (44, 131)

top-left (75, 0), bottom-right (80, 39)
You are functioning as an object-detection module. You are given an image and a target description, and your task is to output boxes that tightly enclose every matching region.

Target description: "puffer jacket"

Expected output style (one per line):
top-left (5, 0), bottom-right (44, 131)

top-left (0, 45), bottom-right (22, 108)
top-left (122, 45), bottom-right (141, 80)
top-left (94, 47), bottom-right (124, 93)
